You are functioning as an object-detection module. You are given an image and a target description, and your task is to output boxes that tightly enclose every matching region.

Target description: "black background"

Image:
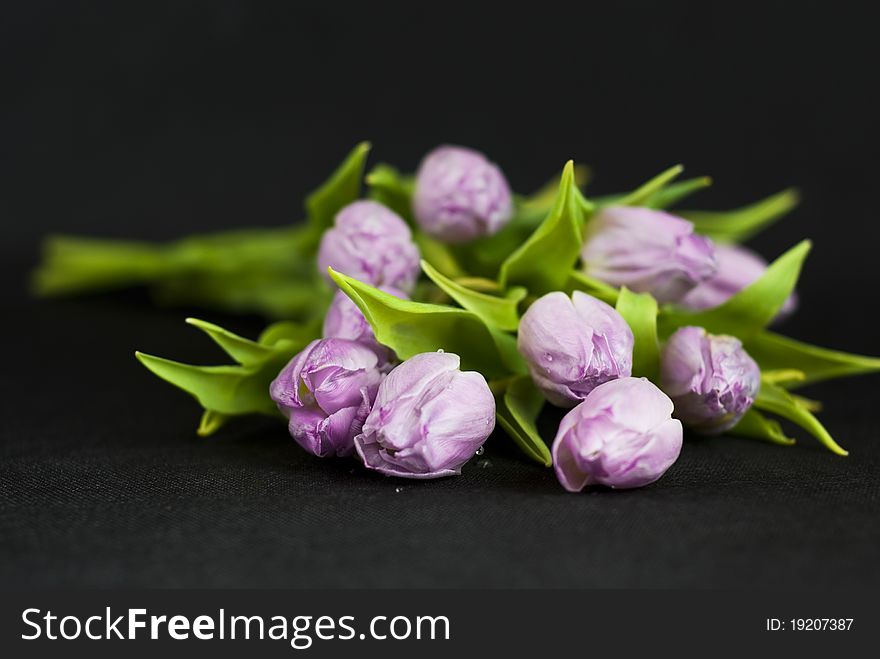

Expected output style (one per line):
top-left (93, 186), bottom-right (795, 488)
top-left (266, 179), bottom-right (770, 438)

top-left (2, 1), bottom-right (879, 588)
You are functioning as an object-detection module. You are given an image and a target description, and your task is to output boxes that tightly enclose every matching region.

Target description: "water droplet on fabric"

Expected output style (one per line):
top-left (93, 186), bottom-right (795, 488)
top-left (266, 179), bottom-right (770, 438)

top-left (478, 459), bottom-right (493, 469)
top-left (394, 486), bottom-right (403, 493)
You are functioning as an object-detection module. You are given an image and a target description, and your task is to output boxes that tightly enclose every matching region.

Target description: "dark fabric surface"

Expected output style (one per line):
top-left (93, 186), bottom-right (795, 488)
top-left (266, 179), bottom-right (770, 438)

top-left (2, 1), bottom-right (879, 589)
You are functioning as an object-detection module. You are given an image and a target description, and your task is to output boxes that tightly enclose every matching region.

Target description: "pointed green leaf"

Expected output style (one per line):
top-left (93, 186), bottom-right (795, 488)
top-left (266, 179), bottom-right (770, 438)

top-left (730, 408), bottom-right (796, 446)
top-left (135, 352), bottom-right (282, 416)
top-left (499, 161), bottom-right (584, 294)
top-left (645, 176), bottom-right (712, 209)
top-left (744, 331), bottom-right (880, 387)
top-left (564, 269), bottom-right (619, 305)
top-left (365, 163), bottom-right (415, 221)
top-left (681, 188), bottom-right (799, 243)
top-left (614, 164), bottom-right (684, 207)
top-left (421, 260), bottom-right (524, 331)
top-left (753, 382), bottom-right (848, 456)
top-left (515, 164), bottom-right (593, 225)
top-left (661, 240), bottom-right (810, 339)
top-left (185, 317), bottom-right (274, 365)
top-left (760, 369), bottom-right (806, 386)
top-left (305, 141), bottom-right (371, 234)
top-left (494, 375), bottom-right (552, 466)
top-left (456, 162), bottom-right (592, 278)
top-left (258, 318), bottom-right (322, 349)
top-left (615, 287), bottom-right (660, 379)
top-left (790, 394), bottom-right (823, 413)
top-left (197, 410), bottom-right (230, 437)
top-left (329, 268), bottom-right (525, 378)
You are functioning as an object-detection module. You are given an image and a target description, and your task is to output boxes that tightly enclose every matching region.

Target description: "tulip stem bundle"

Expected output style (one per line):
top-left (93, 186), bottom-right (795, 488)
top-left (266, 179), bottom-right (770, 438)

top-left (35, 143), bottom-right (880, 488)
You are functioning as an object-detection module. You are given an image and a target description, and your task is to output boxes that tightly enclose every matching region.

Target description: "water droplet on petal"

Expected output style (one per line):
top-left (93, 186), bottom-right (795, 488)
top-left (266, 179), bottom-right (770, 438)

top-left (437, 348), bottom-right (444, 353)
top-left (475, 445), bottom-right (485, 456)
top-left (545, 353), bottom-right (554, 362)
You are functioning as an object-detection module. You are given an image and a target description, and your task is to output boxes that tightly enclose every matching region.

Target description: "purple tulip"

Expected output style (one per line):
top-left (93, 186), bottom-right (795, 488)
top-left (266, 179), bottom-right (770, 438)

top-left (679, 243), bottom-right (798, 318)
top-left (517, 291), bottom-right (634, 408)
top-left (354, 352), bottom-right (496, 479)
top-left (413, 145), bottom-right (514, 243)
top-left (581, 206), bottom-right (717, 303)
top-left (270, 338), bottom-right (383, 458)
top-left (317, 200), bottom-right (420, 292)
top-left (323, 287), bottom-right (408, 369)
top-left (660, 326), bottom-right (761, 434)
top-left (553, 377), bottom-right (683, 491)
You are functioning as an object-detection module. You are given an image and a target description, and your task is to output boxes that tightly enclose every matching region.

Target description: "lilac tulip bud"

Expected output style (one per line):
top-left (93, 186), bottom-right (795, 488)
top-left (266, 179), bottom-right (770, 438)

top-left (270, 338), bottom-right (383, 458)
top-left (679, 243), bottom-right (798, 318)
top-left (317, 200), bottom-right (420, 292)
top-left (553, 377), bottom-right (683, 491)
top-left (581, 206), bottom-right (717, 303)
top-left (354, 352), bottom-right (496, 479)
top-left (517, 291), bottom-right (634, 408)
top-left (413, 145), bottom-right (514, 243)
top-left (660, 326), bottom-right (761, 434)
top-left (322, 287), bottom-right (408, 368)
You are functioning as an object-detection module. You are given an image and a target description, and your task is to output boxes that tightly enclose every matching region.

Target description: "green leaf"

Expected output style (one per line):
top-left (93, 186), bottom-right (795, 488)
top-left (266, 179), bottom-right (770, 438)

top-left (499, 161), bottom-right (584, 294)
top-left (615, 287), bottom-right (660, 379)
top-left (516, 164), bottom-right (592, 225)
top-left (329, 268), bottom-right (525, 378)
top-left (494, 375), bottom-right (552, 466)
top-left (197, 410), bottom-right (230, 437)
top-left (136, 319), bottom-right (318, 433)
top-left (421, 260), bottom-right (525, 331)
top-left (305, 141), bottom-right (371, 235)
top-left (258, 318), bottom-right (322, 349)
top-left (744, 331), bottom-right (880, 387)
top-left (730, 408), bottom-right (796, 446)
top-left (453, 222), bottom-right (535, 279)
top-left (661, 240), bottom-right (810, 339)
top-left (790, 394), bottom-right (823, 413)
top-left (681, 188), bottom-right (799, 243)
top-left (365, 163), bottom-right (415, 221)
top-left (760, 369), bottom-right (806, 386)
top-left (185, 318), bottom-right (274, 365)
top-left (414, 231), bottom-right (466, 278)
top-left (644, 176), bottom-right (712, 209)
top-left (135, 352), bottom-right (284, 416)
top-left (564, 269), bottom-right (619, 305)
top-left (753, 382), bottom-right (848, 456)
top-left (613, 164), bottom-right (684, 207)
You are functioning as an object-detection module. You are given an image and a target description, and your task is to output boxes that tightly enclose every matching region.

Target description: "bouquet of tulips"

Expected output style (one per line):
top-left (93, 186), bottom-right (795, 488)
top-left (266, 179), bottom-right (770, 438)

top-left (35, 143), bottom-right (880, 490)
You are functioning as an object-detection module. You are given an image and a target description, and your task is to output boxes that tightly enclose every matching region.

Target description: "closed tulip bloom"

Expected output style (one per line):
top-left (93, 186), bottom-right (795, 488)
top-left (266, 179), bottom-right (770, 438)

top-left (553, 377), bottom-right (683, 491)
top-left (517, 291), bottom-right (634, 407)
top-left (354, 352), bottom-right (495, 479)
top-left (581, 206), bottom-right (717, 303)
top-left (413, 145), bottom-right (513, 243)
top-left (317, 200), bottom-right (420, 292)
top-left (679, 243), bottom-right (798, 318)
top-left (660, 326), bottom-right (761, 434)
top-left (270, 338), bottom-right (383, 458)
top-left (323, 287), bottom-right (408, 368)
